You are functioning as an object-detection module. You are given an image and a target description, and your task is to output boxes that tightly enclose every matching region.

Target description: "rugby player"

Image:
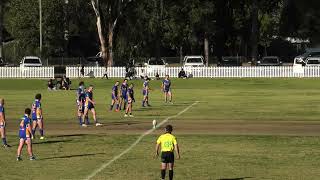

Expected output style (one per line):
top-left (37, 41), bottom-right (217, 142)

top-left (17, 108), bottom-right (36, 161)
top-left (0, 98), bottom-right (10, 147)
top-left (82, 85), bottom-right (102, 127)
top-left (110, 81), bottom-right (120, 112)
top-left (156, 125), bottom-right (180, 180)
top-left (162, 75), bottom-right (173, 103)
top-left (31, 94), bottom-right (44, 140)
top-left (124, 83), bottom-right (135, 117)
top-left (76, 82), bottom-right (89, 125)
top-left (120, 79), bottom-right (129, 110)
top-left (142, 78), bottom-right (151, 107)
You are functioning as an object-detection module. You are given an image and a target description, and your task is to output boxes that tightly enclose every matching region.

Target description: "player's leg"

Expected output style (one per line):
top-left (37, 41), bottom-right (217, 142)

top-left (125, 101), bottom-right (129, 117)
top-left (168, 91), bottom-right (172, 103)
top-left (77, 102), bottom-right (83, 125)
top-left (0, 125), bottom-right (9, 147)
top-left (82, 107), bottom-right (89, 127)
top-left (37, 119), bottom-right (44, 139)
top-left (91, 108), bottom-right (101, 126)
top-left (110, 99), bottom-right (115, 110)
top-left (128, 101), bottom-right (133, 117)
top-left (168, 152), bottom-right (175, 180)
top-left (26, 138), bottom-right (35, 160)
top-left (16, 139), bottom-right (25, 161)
top-left (164, 91), bottom-right (168, 103)
top-left (161, 163), bottom-right (167, 180)
top-left (32, 120), bottom-right (37, 138)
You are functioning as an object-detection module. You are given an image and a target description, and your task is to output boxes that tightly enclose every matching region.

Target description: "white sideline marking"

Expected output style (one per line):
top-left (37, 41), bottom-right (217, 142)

top-left (85, 101), bottom-right (199, 180)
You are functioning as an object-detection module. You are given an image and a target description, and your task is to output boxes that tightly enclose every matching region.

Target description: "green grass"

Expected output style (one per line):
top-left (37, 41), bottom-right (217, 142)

top-left (0, 78), bottom-right (320, 179)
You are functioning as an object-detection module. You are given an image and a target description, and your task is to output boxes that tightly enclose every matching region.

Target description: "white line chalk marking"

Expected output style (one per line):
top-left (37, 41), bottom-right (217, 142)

top-left (85, 101), bottom-right (199, 180)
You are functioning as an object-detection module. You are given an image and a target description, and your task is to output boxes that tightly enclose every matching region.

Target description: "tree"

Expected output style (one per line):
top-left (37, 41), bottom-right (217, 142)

top-left (90, 0), bottom-right (133, 67)
top-left (0, 0), bottom-right (3, 58)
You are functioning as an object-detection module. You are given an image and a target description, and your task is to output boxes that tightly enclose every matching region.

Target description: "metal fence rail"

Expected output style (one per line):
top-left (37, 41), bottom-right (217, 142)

top-left (65, 66), bottom-right (319, 78)
top-left (0, 67), bottom-right (54, 79)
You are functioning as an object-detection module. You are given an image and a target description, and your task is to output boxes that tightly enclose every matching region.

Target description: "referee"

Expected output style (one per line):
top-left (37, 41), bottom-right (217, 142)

top-left (155, 125), bottom-right (180, 180)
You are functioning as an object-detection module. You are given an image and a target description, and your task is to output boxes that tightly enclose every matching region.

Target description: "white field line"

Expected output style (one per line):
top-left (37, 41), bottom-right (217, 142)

top-left (85, 101), bottom-right (199, 180)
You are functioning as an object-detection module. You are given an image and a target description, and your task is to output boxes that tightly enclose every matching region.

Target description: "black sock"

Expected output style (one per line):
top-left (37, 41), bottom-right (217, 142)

top-left (169, 170), bottom-right (174, 180)
top-left (161, 170), bottom-right (166, 179)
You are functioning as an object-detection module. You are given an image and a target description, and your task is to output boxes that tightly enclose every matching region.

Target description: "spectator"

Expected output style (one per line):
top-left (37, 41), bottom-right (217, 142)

top-left (62, 76), bottom-right (71, 90)
top-left (102, 68), bottom-right (109, 79)
top-left (178, 68), bottom-right (187, 79)
top-left (47, 79), bottom-right (56, 90)
top-left (80, 65), bottom-right (85, 78)
top-left (155, 72), bottom-right (160, 80)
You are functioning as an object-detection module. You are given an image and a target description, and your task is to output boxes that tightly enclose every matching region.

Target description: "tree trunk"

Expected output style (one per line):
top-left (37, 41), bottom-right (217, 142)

top-left (204, 33), bottom-right (209, 66)
top-left (96, 16), bottom-right (108, 67)
top-left (107, 26), bottom-right (114, 67)
top-left (250, 0), bottom-right (259, 64)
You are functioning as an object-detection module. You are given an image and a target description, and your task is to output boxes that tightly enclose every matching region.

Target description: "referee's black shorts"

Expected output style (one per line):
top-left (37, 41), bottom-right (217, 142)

top-left (161, 151), bottom-right (174, 163)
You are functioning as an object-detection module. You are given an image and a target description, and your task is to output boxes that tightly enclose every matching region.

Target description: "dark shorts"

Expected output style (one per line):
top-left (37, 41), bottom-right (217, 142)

top-left (85, 103), bottom-right (94, 110)
top-left (161, 152), bottom-right (174, 163)
top-left (112, 94), bottom-right (118, 100)
top-left (143, 90), bottom-right (148, 96)
top-left (164, 88), bottom-right (171, 93)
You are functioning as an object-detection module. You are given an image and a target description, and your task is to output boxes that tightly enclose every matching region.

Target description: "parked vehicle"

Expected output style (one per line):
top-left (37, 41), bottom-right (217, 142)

top-left (294, 48), bottom-right (320, 66)
top-left (218, 56), bottom-right (242, 66)
top-left (183, 56), bottom-right (205, 68)
top-left (305, 57), bottom-right (320, 66)
top-left (144, 58), bottom-right (167, 76)
top-left (86, 52), bottom-right (103, 67)
top-left (20, 56), bottom-right (42, 67)
top-left (257, 56), bottom-right (282, 66)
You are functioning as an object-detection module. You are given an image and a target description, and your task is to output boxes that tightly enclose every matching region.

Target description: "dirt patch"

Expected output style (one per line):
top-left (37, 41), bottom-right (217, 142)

top-left (5, 119), bottom-right (320, 137)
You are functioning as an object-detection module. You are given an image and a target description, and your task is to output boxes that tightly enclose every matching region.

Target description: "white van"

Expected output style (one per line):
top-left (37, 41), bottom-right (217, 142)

top-left (20, 56), bottom-right (43, 67)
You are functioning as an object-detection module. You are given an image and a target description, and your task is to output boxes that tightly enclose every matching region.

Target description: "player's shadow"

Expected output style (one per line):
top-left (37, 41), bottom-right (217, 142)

top-left (40, 153), bottom-right (106, 160)
top-left (33, 139), bottom-right (73, 145)
top-left (217, 177), bottom-right (254, 180)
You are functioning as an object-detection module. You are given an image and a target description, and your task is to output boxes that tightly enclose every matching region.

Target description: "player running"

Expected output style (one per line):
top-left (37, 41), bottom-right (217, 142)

top-left (17, 108), bottom-right (36, 161)
top-left (76, 82), bottom-right (89, 126)
top-left (120, 79), bottom-right (129, 110)
top-left (0, 98), bottom-right (10, 148)
top-left (124, 83), bottom-right (135, 117)
top-left (156, 125), bottom-right (180, 180)
top-left (162, 75), bottom-right (173, 103)
top-left (31, 94), bottom-right (44, 140)
top-left (142, 78), bottom-right (151, 107)
top-left (110, 81), bottom-right (120, 112)
top-left (82, 85), bottom-right (102, 127)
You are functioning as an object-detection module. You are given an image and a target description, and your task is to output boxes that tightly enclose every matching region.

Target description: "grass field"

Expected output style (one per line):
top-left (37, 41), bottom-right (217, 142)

top-left (0, 78), bottom-right (320, 180)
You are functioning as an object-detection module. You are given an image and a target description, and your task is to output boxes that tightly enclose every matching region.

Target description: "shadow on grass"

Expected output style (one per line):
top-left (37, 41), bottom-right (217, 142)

top-left (107, 121), bottom-right (141, 126)
top-left (217, 177), bottom-right (254, 180)
top-left (33, 139), bottom-right (73, 145)
top-left (53, 134), bottom-right (87, 138)
top-left (40, 152), bottom-right (106, 160)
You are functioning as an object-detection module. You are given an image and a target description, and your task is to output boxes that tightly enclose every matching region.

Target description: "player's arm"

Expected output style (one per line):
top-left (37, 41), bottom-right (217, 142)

top-left (86, 96), bottom-right (95, 105)
top-left (174, 144), bottom-right (180, 159)
top-left (155, 143), bottom-right (160, 157)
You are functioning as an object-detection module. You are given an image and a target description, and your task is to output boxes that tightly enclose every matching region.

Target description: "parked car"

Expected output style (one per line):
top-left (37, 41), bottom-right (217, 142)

top-left (305, 57), bottom-right (320, 66)
top-left (294, 48), bottom-right (320, 66)
top-left (183, 56), bottom-right (205, 68)
top-left (20, 56), bottom-right (42, 67)
top-left (218, 56), bottom-right (242, 66)
top-left (86, 52), bottom-right (103, 67)
top-left (257, 56), bottom-right (282, 66)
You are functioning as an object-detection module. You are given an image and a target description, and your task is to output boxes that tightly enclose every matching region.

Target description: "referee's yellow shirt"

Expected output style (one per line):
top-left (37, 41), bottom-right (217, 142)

top-left (156, 133), bottom-right (177, 152)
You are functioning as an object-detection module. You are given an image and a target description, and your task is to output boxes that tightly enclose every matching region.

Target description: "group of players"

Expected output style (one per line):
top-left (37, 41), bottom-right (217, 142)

top-left (76, 75), bottom-right (173, 127)
top-left (0, 94), bottom-right (44, 161)
top-left (1, 74), bottom-right (178, 180)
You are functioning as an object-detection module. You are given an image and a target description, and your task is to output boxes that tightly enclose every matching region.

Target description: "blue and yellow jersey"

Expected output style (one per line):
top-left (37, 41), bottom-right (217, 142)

top-left (77, 85), bottom-right (86, 102)
top-left (85, 91), bottom-right (93, 106)
top-left (32, 99), bottom-right (42, 119)
top-left (156, 133), bottom-right (177, 152)
top-left (0, 104), bottom-right (4, 123)
top-left (143, 81), bottom-right (149, 90)
top-left (121, 83), bottom-right (128, 96)
top-left (127, 87), bottom-right (134, 100)
top-left (0, 104), bottom-right (4, 114)
top-left (19, 115), bottom-right (31, 138)
top-left (162, 79), bottom-right (171, 89)
top-left (112, 85), bottom-right (119, 96)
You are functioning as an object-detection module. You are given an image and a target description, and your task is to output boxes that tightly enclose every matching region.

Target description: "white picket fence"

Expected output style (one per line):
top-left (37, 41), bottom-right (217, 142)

top-left (65, 66), bottom-right (320, 78)
top-left (0, 67), bottom-right (54, 79)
